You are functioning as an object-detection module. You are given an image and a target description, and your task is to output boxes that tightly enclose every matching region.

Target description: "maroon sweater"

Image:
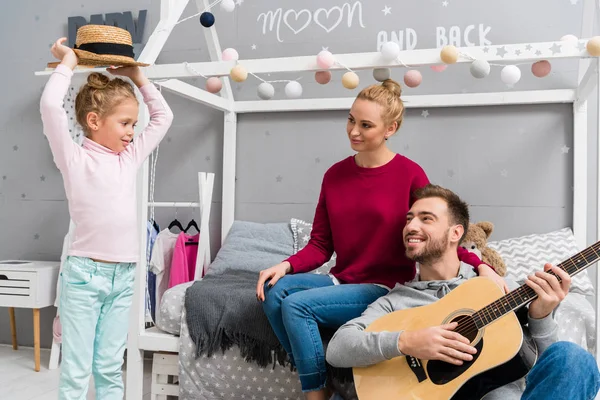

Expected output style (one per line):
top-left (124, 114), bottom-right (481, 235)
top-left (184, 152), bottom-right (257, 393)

top-left (286, 154), bottom-right (483, 289)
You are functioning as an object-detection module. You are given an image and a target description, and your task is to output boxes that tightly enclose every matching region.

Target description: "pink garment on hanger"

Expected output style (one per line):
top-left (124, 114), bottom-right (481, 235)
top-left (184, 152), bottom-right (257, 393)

top-left (168, 232), bottom-right (200, 288)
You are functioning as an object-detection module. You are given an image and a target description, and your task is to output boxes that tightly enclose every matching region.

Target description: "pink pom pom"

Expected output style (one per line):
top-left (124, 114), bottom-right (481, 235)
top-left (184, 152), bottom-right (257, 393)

top-left (430, 64), bottom-right (447, 72)
top-left (222, 48), bottom-right (239, 62)
top-left (531, 60), bottom-right (551, 78)
top-left (316, 50), bottom-right (335, 69)
top-left (404, 70), bottom-right (422, 88)
top-left (315, 70), bottom-right (332, 84)
top-left (206, 77), bottom-right (223, 93)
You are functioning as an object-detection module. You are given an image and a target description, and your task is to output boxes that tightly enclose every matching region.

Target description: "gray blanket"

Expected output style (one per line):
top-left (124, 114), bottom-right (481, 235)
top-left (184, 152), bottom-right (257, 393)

top-left (184, 269), bottom-right (288, 367)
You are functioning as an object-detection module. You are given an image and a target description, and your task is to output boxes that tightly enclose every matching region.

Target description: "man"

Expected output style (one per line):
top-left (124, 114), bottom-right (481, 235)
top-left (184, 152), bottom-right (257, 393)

top-left (326, 184), bottom-right (600, 399)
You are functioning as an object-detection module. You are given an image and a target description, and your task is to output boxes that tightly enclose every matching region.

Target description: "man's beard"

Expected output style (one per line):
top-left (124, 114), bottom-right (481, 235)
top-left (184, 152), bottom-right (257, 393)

top-left (405, 234), bottom-right (449, 264)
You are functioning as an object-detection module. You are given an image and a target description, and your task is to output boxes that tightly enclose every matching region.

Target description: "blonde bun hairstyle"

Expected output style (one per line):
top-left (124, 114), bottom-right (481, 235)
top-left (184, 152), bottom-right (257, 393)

top-left (75, 72), bottom-right (137, 135)
top-left (356, 79), bottom-right (405, 133)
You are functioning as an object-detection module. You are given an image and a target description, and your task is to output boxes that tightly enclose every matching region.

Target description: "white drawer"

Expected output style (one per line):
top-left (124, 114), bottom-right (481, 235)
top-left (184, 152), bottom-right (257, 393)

top-left (0, 270), bottom-right (38, 308)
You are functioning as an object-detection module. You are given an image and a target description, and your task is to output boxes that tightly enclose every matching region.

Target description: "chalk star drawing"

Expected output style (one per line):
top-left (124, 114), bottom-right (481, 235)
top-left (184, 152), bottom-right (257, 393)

top-left (500, 170), bottom-right (508, 178)
top-left (421, 110), bottom-right (429, 118)
top-left (382, 6), bottom-right (392, 15)
top-left (34, 234), bottom-right (40, 240)
top-left (549, 43), bottom-right (562, 55)
top-left (442, 0), bottom-right (449, 6)
top-left (205, 156), bottom-right (211, 161)
top-left (251, 44), bottom-right (257, 50)
top-left (561, 145), bottom-right (570, 154)
top-left (535, 50), bottom-right (543, 56)
top-left (276, 175), bottom-right (283, 183)
top-left (496, 46), bottom-right (508, 57)
top-left (40, 175), bottom-right (46, 182)
top-left (514, 49), bottom-right (522, 56)
top-left (526, 44), bottom-right (533, 51)
top-left (483, 47), bottom-right (490, 53)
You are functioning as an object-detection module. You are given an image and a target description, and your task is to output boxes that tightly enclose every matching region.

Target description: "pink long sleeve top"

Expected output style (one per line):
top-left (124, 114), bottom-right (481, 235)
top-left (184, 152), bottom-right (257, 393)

top-left (40, 64), bottom-right (174, 263)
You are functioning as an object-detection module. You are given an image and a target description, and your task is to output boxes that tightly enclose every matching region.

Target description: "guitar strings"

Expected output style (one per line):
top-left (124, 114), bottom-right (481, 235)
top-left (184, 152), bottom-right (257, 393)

top-left (443, 243), bottom-right (600, 341)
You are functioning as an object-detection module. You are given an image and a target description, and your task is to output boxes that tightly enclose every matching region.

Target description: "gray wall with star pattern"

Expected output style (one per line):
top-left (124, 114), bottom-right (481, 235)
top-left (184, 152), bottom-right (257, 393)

top-left (0, 0), bottom-right (597, 349)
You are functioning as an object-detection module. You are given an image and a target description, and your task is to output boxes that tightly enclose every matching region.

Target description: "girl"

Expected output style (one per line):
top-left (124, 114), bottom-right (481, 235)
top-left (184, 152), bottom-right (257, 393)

top-left (41, 38), bottom-right (173, 399)
top-left (256, 79), bottom-right (505, 400)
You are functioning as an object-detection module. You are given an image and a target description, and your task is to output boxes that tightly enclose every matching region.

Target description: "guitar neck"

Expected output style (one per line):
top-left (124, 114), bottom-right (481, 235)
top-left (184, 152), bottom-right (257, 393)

top-left (473, 240), bottom-right (600, 328)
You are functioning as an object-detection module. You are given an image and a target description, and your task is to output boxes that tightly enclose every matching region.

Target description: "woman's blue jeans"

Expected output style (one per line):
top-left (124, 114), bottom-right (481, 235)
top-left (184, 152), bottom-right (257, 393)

top-left (262, 273), bottom-right (388, 392)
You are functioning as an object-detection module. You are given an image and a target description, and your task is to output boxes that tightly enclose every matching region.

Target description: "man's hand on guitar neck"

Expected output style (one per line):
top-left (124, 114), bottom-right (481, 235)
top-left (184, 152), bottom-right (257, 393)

top-left (397, 322), bottom-right (478, 366)
top-left (526, 263), bottom-right (571, 319)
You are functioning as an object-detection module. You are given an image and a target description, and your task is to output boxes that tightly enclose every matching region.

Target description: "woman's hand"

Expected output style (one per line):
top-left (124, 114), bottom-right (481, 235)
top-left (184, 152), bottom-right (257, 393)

top-left (256, 262), bottom-right (292, 301)
top-left (51, 38), bottom-right (77, 70)
top-left (478, 264), bottom-right (509, 294)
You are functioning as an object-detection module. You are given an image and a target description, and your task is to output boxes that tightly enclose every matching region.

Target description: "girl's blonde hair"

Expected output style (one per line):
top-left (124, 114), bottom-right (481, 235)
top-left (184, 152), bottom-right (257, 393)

top-left (356, 79), bottom-right (404, 132)
top-left (75, 73), bottom-right (137, 135)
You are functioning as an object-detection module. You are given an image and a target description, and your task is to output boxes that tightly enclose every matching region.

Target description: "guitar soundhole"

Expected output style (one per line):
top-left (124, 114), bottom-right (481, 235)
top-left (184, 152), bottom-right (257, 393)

top-left (427, 314), bottom-right (482, 385)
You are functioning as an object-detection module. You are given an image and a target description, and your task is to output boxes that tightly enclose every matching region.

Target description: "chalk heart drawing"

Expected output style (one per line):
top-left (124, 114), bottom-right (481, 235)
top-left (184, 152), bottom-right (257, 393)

top-left (283, 9), bottom-right (312, 34)
top-left (314, 7), bottom-right (344, 33)
top-left (257, 1), bottom-right (365, 42)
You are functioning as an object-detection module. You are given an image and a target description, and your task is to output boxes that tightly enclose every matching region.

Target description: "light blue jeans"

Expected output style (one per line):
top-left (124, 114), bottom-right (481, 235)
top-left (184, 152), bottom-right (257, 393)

top-left (262, 273), bottom-right (388, 392)
top-left (58, 256), bottom-right (136, 400)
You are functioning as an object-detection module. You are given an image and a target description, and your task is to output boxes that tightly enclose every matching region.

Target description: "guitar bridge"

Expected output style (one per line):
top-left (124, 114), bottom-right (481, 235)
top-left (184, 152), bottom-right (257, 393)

top-left (406, 356), bottom-right (427, 382)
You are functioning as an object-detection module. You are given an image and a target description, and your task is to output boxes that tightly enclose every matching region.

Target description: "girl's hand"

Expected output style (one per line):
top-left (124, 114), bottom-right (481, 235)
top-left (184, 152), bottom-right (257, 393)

top-left (107, 66), bottom-right (150, 88)
top-left (51, 38), bottom-right (77, 70)
top-left (478, 264), bottom-right (509, 294)
top-left (256, 262), bottom-right (292, 301)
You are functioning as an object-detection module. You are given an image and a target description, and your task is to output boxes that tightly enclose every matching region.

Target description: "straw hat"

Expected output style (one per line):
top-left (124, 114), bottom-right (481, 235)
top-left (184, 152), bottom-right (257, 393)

top-left (48, 25), bottom-right (148, 68)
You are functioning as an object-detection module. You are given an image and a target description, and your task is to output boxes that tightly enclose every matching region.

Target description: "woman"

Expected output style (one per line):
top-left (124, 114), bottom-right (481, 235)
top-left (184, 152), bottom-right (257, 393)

top-left (256, 79), bottom-right (504, 400)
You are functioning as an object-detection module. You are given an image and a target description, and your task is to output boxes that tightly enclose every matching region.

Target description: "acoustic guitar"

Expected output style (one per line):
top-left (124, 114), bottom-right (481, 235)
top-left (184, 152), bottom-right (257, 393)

top-left (352, 241), bottom-right (600, 400)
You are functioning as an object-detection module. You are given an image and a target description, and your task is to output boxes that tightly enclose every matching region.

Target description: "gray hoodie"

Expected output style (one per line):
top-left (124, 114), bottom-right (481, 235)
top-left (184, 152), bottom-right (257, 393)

top-left (326, 263), bottom-right (558, 399)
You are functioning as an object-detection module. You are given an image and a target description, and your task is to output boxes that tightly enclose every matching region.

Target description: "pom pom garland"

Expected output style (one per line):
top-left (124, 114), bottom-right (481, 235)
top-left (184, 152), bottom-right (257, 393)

top-left (342, 71), bottom-right (360, 89)
top-left (285, 81), bottom-right (303, 98)
top-left (257, 82), bottom-right (275, 100)
top-left (440, 45), bottom-right (459, 64)
top-left (205, 77), bottom-right (222, 93)
top-left (531, 60), bottom-right (551, 78)
top-left (501, 65), bottom-right (521, 85)
top-left (316, 50), bottom-right (335, 69)
top-left (315, 71), bottom-right (332, 84)
top-left (586, 37), bottom-right (600, 56)
top-left (373, 68), bottom-right (391, 82)
top-left (200, 12), bottom-right (215, 27)
top-left (403, 70), bottom-right (422, 88)
top-left (222, 48), bottom-right (239, 61)
top-left (230, 65), bottom-right (248, 82)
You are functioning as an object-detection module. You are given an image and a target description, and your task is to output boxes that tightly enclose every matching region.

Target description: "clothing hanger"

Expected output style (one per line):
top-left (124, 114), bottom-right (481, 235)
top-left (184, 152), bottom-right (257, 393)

top-left (168, 208), bottom-right (185, 232)
top-left (184, 218), bottom-right (199, 245)
top-left (184, 219), bottom-right (200, 234)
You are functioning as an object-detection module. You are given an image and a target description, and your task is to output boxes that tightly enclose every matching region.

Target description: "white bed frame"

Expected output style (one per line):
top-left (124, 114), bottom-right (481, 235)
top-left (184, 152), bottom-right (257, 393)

top-left (34, 0), bottom-right (600, 398)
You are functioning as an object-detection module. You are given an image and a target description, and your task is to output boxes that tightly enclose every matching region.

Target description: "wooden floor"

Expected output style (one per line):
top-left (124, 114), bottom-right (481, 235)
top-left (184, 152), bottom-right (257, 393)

top-left (0, 344), bottom-right (153, 400)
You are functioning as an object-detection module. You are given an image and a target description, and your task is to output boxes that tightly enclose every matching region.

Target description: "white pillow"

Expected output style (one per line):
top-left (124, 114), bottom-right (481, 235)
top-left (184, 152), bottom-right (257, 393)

top-left (487, 228), bottom-right (594, 296)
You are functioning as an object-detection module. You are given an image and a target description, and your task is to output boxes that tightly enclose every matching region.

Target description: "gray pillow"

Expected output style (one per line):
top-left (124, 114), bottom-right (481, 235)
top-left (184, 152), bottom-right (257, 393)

top-left (206, 220), bottom-right (294, 276)
top-left (291, 218), bottom-right (335, 274)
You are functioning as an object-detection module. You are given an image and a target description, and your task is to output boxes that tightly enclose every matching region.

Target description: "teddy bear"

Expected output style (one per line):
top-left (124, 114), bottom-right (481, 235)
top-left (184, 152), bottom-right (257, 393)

top-left (461, 221), bottom-right (507, 277)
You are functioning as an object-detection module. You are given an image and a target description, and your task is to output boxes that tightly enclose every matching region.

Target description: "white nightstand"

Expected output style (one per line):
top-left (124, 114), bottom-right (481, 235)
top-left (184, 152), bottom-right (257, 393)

top-left (0, 260), bottom-right (60, 372)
